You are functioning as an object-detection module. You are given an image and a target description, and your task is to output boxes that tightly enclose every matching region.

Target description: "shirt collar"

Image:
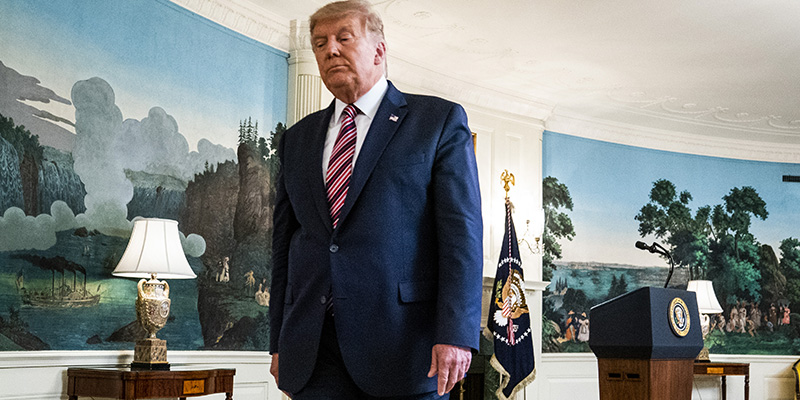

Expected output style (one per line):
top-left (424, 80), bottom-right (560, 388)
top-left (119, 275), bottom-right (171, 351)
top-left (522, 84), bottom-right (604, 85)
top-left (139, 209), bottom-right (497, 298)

top-left (334, 76), bottom-right (388, 121)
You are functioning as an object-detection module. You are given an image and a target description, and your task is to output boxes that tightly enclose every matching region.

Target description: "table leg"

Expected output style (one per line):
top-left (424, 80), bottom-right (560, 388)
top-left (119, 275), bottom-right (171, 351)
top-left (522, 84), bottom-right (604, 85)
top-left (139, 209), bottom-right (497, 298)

top-left (721, 376), bottom-right (727, 400)
top-left (745, 373), bottom-right (749, 400)
top-left (226, 392), bottom-right (233, 400)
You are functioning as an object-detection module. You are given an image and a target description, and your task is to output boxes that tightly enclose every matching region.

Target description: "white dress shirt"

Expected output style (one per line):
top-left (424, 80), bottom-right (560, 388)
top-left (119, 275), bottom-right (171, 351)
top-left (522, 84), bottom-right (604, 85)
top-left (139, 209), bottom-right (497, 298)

top-left (321, 76), bottom-right (389, 179)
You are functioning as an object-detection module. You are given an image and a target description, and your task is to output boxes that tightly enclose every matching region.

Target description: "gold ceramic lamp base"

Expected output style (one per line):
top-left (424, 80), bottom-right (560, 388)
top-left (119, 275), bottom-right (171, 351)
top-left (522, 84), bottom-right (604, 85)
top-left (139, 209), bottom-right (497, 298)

top-left (132, 275), bottom-right (172, 370)
top-left (695, 313), bottom-right (712, 362)
top-left (132, 337), bottom-right (170, 370)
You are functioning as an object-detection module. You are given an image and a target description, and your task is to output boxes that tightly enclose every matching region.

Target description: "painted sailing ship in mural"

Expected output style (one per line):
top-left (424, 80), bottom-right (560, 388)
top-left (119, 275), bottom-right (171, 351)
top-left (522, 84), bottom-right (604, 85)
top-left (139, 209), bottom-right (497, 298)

top-left (14, 255), bottom-right (101, 308)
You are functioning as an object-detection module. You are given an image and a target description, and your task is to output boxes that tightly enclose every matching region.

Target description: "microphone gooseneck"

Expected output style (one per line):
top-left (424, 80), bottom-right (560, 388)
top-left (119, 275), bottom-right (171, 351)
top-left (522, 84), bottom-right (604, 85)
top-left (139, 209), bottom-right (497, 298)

top-left (634, 241), bottom-right (675, 288)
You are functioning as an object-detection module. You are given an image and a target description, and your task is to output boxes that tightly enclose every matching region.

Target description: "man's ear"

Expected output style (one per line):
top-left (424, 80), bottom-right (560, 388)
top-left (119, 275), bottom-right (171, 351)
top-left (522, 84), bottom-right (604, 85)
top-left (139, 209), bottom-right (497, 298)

top-left (374, 41), bottom-right (386, 65)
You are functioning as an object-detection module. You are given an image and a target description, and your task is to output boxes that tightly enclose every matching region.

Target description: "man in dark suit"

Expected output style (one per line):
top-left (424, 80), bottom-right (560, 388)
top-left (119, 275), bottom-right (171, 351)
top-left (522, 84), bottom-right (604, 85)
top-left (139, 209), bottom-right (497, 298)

top-left (269, 1), bottom-right (483, 398)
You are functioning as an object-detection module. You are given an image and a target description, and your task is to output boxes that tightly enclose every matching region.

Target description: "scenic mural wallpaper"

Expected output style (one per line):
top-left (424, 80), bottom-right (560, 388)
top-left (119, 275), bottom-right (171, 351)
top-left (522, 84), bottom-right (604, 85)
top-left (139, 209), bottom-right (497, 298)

top-left (542, 131), bottom-right (800, 355)
top-left (0, 0), bottom-right (288, 351)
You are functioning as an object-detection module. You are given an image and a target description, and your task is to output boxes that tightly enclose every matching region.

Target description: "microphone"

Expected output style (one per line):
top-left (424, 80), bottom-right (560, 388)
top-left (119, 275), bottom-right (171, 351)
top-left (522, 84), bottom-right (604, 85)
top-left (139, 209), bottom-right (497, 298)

top-left (634, 241), bottom-right (676, 288)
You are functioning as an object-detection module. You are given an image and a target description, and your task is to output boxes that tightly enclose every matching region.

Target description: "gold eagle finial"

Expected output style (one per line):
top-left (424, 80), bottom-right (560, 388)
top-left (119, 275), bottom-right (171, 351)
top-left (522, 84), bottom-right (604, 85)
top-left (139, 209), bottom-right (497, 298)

top-left (501, 170), bottom-right (515, 199)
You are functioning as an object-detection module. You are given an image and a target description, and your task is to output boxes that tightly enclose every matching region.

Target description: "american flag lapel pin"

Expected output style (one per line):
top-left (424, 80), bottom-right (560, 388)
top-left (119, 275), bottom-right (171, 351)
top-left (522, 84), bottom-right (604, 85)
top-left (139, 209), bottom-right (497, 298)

top-left (389, 114), bottom-right (399, 122)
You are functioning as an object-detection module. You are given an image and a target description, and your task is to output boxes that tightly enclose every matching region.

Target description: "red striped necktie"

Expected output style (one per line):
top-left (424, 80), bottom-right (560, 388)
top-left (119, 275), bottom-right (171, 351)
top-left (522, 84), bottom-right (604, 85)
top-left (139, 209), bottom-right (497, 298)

top-left (326, 104), bottom-right (358, 229)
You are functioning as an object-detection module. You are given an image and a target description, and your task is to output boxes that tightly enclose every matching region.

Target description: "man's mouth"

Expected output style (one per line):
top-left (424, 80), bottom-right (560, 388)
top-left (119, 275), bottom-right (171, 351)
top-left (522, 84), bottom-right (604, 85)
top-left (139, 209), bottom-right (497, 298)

top-left (327, 65), bottom-right (348, 73)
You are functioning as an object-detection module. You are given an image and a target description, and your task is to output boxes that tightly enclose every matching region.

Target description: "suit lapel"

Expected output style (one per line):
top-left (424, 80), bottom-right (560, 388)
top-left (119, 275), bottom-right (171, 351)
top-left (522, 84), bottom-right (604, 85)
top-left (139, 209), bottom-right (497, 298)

top-left (309, 103), bottom-right (336, 234)
top-left (336, 83), bottom-right (407, 229)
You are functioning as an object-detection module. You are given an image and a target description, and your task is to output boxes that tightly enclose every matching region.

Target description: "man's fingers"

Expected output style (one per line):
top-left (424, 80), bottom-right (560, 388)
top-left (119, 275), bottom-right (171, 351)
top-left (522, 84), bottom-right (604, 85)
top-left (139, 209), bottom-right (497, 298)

top-left (428, 347), bottom-right (438, 378)
top-left (437, 362), bottom-right (451, 395)
top-left (430, 344), bottom-right (472, 395)
top-left (270, 353), bottom-right (279, 385)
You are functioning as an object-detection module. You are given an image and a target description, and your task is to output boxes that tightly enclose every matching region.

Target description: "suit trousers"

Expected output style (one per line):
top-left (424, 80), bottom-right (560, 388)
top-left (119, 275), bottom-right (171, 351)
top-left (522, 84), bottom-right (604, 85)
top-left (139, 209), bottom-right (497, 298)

top-left (292, 313), bottom-right (449, 400)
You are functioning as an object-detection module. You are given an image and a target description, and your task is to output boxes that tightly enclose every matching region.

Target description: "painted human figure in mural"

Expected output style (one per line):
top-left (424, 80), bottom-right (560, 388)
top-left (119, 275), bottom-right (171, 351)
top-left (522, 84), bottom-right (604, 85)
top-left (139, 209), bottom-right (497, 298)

top-left (576, 312), bottom-right (590, 342)
top-left (769, 303), bottom-right (778, 327)
top-left (244, 270), bottom-right (256, 295)
top-left (726, 304), bottom-right (739, 332)
top-left (255, 283), bottom-right (270, 306)
top-left (15, 269), bottom-right (24, 291)
top-left (563, 310), bottom-right (576, 342)
top-left (717, 315), bottom-right (725, 333)
top-left (783, 304), bottom-right (791, 325)
top-left (750, 302), bottom-right (762, 330)
top-left (216, 256), bottom-right (230, 283)
top-left (738, 303), bottom-right (748, 334)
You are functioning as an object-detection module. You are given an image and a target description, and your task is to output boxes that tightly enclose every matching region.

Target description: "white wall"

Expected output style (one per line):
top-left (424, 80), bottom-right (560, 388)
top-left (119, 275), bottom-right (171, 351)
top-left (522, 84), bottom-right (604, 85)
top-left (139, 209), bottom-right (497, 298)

top-left (533, 353), bottom-right (798, 400)
top-left (0, 350), bottom-right (281, 400)
top-left (5, 350), bottom-right (796, 399)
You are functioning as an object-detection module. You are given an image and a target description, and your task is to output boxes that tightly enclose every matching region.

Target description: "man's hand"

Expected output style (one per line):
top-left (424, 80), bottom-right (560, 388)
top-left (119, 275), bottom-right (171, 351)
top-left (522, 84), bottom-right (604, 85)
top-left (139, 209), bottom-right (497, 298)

top-left (427, 344), bottom-right (472, 395)
top-left (270, 353), bottom-right (292, 398)
top-left (270, 353), bottom-right (280, 385)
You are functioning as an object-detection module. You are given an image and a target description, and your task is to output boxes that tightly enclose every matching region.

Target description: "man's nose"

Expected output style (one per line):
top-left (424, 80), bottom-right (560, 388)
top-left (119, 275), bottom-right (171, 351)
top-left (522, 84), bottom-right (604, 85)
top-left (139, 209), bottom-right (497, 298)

top-left (322, 40), bottom-right (340, 57)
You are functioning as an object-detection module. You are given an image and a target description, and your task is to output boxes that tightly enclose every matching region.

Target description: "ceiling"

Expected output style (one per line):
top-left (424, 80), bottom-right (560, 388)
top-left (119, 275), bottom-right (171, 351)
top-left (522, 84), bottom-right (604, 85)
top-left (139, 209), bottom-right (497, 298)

top-left (230, 0), bottom-right (800, 160)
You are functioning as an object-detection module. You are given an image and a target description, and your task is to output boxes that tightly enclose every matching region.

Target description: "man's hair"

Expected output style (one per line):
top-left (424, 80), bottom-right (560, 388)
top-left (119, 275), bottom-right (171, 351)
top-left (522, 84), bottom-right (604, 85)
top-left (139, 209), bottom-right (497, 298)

top-left (309, 0), bottom-right (385, 41)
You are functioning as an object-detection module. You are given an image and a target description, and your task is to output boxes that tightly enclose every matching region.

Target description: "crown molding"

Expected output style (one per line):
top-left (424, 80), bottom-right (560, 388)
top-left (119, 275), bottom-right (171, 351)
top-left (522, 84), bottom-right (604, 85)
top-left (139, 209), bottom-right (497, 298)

top-left (547, 108), bottom-right (800, 164)
top-left (606, 89), bottom-right (800, 137)
top-left (388, 55), bottom-right (554, 124)
top-left (169, 0), bottom-right (291, 52)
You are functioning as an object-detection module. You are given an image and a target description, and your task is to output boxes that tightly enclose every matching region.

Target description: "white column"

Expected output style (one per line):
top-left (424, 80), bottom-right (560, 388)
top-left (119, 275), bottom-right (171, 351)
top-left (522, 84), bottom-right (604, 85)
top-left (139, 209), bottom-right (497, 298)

top-left (287, 19), bottom-right (330, 126)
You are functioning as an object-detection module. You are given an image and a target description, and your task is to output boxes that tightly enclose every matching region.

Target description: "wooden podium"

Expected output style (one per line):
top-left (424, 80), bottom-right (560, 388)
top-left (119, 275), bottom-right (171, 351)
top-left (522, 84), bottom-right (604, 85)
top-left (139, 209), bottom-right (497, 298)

top-left (589, 287), bottom-right (703, 400)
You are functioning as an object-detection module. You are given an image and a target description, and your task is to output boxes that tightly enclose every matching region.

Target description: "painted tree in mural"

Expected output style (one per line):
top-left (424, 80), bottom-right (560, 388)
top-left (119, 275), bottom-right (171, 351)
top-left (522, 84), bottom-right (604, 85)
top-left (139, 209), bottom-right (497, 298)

top-left (607, 274), bottom-right (629, 299)
top-left (759, 243), bottom-right (787, 304)
top-left (636, 180), bottom-right (769, 304)
top-left (780, 238), bottom-right (800, 308)
top-left (707, 186), bottom-right (767, 303)
top-left (0, 114), bottom-right (44, 215)
top-left (635, 179), bottom-right (712, 280)
top-left (542, 176), bottom-right (575, 281)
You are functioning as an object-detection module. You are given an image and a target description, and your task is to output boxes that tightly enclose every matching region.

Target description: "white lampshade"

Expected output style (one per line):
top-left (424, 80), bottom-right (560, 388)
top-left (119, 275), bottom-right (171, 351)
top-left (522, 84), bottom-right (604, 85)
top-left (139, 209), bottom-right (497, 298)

top-left (112, 218), bottom-right (196, 279)
top-left (687, 280), bottom-right (723, 314)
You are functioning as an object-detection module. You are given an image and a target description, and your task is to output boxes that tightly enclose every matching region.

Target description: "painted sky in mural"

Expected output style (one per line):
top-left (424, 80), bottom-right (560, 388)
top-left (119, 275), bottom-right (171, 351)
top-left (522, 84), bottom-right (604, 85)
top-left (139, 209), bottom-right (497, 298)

top-left (0, 0), bottom-right (287, 238)
top-left (1, 0), bottom-right (286, 152)
top-left (543, 131), bottom-right (800, 267)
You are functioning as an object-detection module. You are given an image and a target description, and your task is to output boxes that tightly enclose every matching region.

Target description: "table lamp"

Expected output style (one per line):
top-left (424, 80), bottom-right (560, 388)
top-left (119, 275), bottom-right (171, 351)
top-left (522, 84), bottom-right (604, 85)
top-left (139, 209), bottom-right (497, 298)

top-left (687, 279), bottom-right (723, 362)
top-left (112, 218), bottom-right (196, 370)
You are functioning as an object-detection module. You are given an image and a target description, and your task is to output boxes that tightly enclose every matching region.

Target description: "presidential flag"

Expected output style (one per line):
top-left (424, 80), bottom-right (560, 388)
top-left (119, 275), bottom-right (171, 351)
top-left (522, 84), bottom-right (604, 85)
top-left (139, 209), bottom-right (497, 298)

top-left (486, 199), bottom-right (535, 400)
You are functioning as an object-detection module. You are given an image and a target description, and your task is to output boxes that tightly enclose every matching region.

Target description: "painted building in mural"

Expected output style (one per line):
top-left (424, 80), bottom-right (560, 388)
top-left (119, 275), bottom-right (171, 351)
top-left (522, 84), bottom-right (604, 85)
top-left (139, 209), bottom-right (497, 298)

top-left (0, 0), bottom-right (287, 351)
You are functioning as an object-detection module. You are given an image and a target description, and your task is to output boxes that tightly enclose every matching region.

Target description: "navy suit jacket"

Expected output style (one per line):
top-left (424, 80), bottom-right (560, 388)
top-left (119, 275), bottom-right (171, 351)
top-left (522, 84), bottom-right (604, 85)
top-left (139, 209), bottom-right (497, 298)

top-left (269, 82), bottom-right (483, 396)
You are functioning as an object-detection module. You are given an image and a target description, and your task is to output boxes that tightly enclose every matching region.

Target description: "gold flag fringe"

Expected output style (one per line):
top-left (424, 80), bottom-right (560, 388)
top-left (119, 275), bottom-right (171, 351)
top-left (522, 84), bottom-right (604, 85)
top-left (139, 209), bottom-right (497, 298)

top-left (483, 326), bottom-right (537, 400)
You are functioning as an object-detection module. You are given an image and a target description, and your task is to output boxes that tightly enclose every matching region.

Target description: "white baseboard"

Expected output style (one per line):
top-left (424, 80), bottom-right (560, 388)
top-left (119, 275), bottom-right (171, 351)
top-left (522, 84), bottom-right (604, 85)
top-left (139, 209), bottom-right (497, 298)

top-left (0, 350), bottom-right (276, 400)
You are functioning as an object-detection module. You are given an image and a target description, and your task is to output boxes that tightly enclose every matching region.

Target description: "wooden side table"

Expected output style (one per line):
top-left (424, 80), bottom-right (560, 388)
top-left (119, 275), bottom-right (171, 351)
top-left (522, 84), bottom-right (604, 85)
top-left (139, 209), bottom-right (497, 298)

top-left (67, 367), bottom-right (235, 400)
top-left (693, 362), bottom-right (749, 400)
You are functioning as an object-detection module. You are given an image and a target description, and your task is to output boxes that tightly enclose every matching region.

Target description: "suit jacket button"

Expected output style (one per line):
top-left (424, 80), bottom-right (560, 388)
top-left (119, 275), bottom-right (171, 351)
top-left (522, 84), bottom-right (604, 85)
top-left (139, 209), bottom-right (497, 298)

top-left (320, 295), bottom-right (327, 304)
top-left (329, 244), bottom-right (339, 253)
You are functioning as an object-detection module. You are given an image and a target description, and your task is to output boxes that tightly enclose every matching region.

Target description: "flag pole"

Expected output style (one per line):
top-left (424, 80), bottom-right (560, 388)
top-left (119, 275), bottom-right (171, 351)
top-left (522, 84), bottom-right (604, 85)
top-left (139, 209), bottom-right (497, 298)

top-left (486, 169), bottom-right (536, 400)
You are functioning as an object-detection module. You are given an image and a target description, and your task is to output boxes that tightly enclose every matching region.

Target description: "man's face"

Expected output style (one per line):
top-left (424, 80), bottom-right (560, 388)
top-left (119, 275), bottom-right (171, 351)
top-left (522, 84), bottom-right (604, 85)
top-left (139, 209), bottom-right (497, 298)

top-left (311, 15), bottom-right (385, 103)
